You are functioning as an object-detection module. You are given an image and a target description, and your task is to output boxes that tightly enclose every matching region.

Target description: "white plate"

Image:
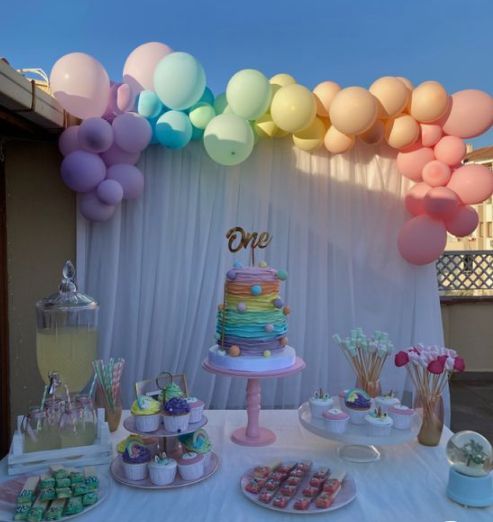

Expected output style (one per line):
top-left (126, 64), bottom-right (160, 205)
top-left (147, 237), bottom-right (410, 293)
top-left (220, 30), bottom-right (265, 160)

top-left (0, 472), bottom-right (109, 522)
top-left (123, 415), bottom-right (207, 437)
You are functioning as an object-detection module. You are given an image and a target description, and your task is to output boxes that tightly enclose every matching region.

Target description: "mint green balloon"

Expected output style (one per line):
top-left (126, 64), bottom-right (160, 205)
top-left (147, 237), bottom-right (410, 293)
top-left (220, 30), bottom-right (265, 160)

top-left (213, 93), bottom-right (228, 114)
top-left (189, 102), bottom-right (216, 130)
top-left (226, 69), bottom-right (271, 120)
top-left (203, 114), bottom-right (254, 166)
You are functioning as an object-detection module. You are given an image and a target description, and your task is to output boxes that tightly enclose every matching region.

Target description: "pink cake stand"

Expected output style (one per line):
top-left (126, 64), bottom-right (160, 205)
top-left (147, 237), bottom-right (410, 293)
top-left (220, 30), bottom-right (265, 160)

top-left (202, 357), bottom-right (305, 446)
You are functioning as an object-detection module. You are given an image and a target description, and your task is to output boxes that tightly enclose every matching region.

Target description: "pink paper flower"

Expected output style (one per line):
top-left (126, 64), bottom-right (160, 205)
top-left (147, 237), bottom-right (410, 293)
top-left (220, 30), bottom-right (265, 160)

top-left (453, 356), bottom-right (465, 373)
top-left (427, 358), bottom-right (445, 375)
top-left (395, 351), bottom-right (409, 367)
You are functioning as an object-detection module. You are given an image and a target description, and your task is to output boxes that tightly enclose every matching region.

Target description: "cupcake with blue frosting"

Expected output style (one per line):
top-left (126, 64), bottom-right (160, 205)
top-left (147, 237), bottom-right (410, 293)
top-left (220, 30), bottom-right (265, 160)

top-left (345, 388), bottom-right (371, 425)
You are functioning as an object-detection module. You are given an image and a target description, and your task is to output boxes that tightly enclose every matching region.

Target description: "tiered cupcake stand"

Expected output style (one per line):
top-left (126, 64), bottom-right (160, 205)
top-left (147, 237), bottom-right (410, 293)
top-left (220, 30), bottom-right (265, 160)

top-left (110, 415), bottom-right (219, 489)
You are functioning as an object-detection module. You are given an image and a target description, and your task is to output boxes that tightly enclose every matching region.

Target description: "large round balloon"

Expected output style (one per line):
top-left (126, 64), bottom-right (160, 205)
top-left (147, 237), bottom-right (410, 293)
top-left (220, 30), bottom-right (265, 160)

top-left (447, 164), bottom-right (493, 204)
top-left (50, 52), bottom-right (110, 119)
top-left (79, 191), bottom-right (116, 222)
top-left (324, 125), bottom-right (355, 154)
top-left (398, 215), bottom-right (447, 265)
top-left (78, 117), bottom-right (113, 153)
top-left (112, 112), bottom-right (152, 153)
top-left (408, 81), bottom-right (449, 123)
top-left (254, 112), bottom-right (287, 138)
top-left (123, 42), bottom-right (173, 97)
top-left (155, 110), bottom-right (193, 149)
top-left (404, 182), bottom-right (432, 216)
top-left (154, 52), bottom-right (206, 110)
top-left (226, 69), bottom-right (271, 120)
top-left (434, 136), bottom-right (466, 166)
top-left (203, 114), bottom-right (254, 166)
top-left (423, 186), bottom-right (459, 219)
top-left (385, 114), bottom-right (420, 149)
top-left (445, 206), bottom-right (479, 237)
top-left (271, 84), bottom-right (316, 133)
top-left (329, 87), bottom-right (377, 136)
top-left (292, 117), bottom-right (326, 151)
top-left (107, 164), bottom-right (144, 199)
top-left (422, 160), bottom-right (451, 187)
top-left (396, 145), bottom-right (435, 181)
top-left (96, 179), bottom-right (124, 206)
top-left (100, 143), bottom-right (140, 167)
top-left (61, 151), bottom-right (106, 193)
top-left (58, 126), bottom-right (80, 156)
top-left (313, 81), bottom-right (341, 118)
top-left (369, 76), bottom-right (410, 118)
top-left (137, 90), bottom-right (164, 119)
top-left (442, 90), bottom-right (493, 138)
top-left (188, 102), bottom-right (216, 130)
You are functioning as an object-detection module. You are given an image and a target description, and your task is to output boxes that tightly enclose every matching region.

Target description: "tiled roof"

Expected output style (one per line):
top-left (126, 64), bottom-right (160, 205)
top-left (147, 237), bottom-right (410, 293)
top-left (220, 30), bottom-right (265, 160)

top-left (464, 146), bottom-right (493, 163)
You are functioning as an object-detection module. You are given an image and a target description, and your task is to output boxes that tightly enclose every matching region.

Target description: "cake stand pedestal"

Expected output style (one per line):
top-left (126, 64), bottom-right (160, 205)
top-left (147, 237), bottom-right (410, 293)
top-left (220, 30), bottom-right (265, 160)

top-left (202, 357), bottom-right (305, 447)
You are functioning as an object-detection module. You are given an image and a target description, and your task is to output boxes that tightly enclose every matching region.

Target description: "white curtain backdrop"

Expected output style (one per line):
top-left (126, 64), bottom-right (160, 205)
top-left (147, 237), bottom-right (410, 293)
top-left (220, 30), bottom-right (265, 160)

top-left (77, 139), bottom-right (447, 417)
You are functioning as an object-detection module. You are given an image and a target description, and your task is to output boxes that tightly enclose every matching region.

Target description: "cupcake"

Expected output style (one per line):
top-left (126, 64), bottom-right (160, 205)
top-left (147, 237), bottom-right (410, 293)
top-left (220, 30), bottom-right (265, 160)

top-left (131, 395), bottom-right (162, 432)
top-left (309, 389), bottom-right (334, 419)
top-left (365, 407), bottom-right (394, 436)
top-left (338, 389), bottom-right (350, 412)
top-left (375, 391), bottom-right (400, 414)
top-left (121, 441), bottom-right (151, 481)
top-left (389, 404), bottom-right (415, 430)
top-left (159, 382), bottom-right (185, 403)
top-left (345, 388), bottom-right (371, 425)
top-left (186, 397), bottom-right (205, 423)
top-left (177, 451), bottom-right (205, 481)
top-left (323, 408), bottom-right (349, 434)
top-left (148, 452), bottom-right (177, 486)
top-left (117, 435), bottom-right (159, 455)
top-left (178, 429), bottom-right (212, 468)
top-left (163, 397), bottom-right (191, 433)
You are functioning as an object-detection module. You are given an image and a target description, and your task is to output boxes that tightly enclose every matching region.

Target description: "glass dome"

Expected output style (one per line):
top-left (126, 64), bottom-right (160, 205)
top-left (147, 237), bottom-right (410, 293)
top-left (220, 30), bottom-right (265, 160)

top-left (446, 430), bottom-right (493, 477)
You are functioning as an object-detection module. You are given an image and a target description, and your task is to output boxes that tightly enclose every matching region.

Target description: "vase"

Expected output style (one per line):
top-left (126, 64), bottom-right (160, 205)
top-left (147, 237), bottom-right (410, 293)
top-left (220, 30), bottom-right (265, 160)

top-left (415, 393), bottom-right (444, 447)
top-left (95, 386), bottom-right (122, 432)
top-left (356, 377), bottom-right (381, 398)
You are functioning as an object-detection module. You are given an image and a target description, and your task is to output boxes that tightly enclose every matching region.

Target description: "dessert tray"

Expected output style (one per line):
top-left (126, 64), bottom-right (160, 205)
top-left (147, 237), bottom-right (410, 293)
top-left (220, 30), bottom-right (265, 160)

top-left (123, 415), bottom-right (207, 438)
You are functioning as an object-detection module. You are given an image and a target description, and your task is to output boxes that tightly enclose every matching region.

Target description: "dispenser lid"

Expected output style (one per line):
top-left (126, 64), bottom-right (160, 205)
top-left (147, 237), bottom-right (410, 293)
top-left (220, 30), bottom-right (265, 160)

top-left (36, 260), bottom-right (98, 311)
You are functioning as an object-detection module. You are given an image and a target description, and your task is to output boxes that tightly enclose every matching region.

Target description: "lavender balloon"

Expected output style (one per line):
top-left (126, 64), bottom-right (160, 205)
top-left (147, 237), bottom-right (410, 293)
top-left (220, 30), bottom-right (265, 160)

top-left (58, 126), bottom-right (80, 156)
top-left (100, 143), bottom-right (140, 167)
top-left (61, 150), bottom-right (106, 192)
top-left (97, 179), bottom-right (124, 205)
top-left (107, 164), bottom-right (144, 199)
top-left (79, 117), bottom-right (113, 153)
top-left (112, 112), bottom-right (152, 153)
top-left (79, 191), bottom-right (116, 222)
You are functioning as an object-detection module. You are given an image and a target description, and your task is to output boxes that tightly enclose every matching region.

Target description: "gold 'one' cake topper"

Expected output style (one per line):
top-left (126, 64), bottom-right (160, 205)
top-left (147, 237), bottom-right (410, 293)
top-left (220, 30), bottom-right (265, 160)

top-left (226, 226), bottom-right (272, 266)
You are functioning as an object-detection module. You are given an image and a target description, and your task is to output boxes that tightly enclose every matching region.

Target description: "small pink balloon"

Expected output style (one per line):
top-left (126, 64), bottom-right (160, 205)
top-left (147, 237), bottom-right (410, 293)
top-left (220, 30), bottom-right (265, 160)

top-left (112, 112), bottom-right (152, 153)
top-left (58, 126), bottom-right (80, 156)
top-left (442, 89), bottom-right (493, 138)
top-left (420, 124), bottom-right (442, 147)
top-left (79, 117), bottom-right (113, 153)
top-left (423, 186), bottom-right (459, 219)
top-left (107, 164), bottom-right (144, 199)
top-left (79, 191), bottom-right (116, 222)
top-left (447, 164), bottom-right (493, 204)
top-left (434, 135), bottom-right (466, 166)
top-left (398, 215), bottom-right (447, 265)
top-left (116, 83), bottom-right (134, 112)
top-left (445, 205), bottom-right (479, 237)
top-left (100, 143), bottom-right (140, 167)
top-left (396, 145), bottom-right (435, 181)
top-left (404, 182), bottom-right (432, 216)
top-left (96, 179), bottom-right (124, 205)
top-left (61, 150), bottom-right (106, 193)
top-left (422, 160), bottom-right (451, 187)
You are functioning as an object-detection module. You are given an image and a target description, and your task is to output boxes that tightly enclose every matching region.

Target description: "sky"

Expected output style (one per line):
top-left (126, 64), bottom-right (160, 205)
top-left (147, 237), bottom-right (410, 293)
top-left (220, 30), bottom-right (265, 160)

top-left (2, 0), bottom-right (493, 146)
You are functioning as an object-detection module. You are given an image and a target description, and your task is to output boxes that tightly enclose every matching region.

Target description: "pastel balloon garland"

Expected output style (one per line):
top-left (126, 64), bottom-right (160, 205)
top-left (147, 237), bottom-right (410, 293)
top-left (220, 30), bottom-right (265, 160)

top-left (50, 42), bottom-right (493, 266)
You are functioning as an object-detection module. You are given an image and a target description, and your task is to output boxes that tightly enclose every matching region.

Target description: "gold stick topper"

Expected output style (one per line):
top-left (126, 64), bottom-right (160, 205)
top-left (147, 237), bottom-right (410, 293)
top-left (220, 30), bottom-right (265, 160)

top-left (226, 226), bottom-right (272, 266)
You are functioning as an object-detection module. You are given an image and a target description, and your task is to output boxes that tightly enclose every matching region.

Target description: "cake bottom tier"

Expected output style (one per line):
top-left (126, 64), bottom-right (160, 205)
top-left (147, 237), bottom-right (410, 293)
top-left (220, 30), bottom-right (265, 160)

top-left (208, 345), bottom-right (296, 372)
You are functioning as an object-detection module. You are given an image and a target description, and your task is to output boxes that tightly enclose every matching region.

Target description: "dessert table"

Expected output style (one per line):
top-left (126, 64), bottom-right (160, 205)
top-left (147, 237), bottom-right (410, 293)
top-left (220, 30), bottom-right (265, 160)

top-left (1, 409), bottom-right (492, 522)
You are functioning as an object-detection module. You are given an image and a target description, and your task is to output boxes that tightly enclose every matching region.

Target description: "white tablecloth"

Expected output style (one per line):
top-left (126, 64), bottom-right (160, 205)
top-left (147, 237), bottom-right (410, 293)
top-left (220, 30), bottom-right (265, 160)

top-left (2, 409), bottom-right (492, 522)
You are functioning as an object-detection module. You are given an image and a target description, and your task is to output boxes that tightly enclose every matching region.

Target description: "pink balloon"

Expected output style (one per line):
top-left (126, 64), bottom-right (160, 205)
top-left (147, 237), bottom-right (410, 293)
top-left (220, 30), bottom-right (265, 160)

top-left (58, 126), bottom-right (80, 156)
top-left (434, 136), bottom-right (466, 166)
top-left (423, 186), bottom-right (459, 219)
top-left (61, 150), bottom-right (106, 193)
top-left (422, 160), bottom-right (451, 187)
top-left (396, 145), bottom-right (435, 181)
top-left (107, 164), bottom-right (144, 199)
top-left (79, 191), bottom-right (116, 222)
top-left (116, 83), bottom-right (133, 112)
top-left (398, 215), bottom-right (447, 265)
top-left (442, 89), bottom-right (493, 138)
top-left (123, 42), bottom-right (173, 98)
top-left (79, 117), bottom-right (113, 153)
top-left (96, 179), bottom-right (124, 205)
top-left (100, 143), bottom-right (140, 167)
top-left (404, 182), bottom-right (432, 216)
top-left (112, 112), bottom-right (152, 153)
top-left (420, 124), bottom-right (442, 147)
top-left (445, 205), bottom-right (479, 237)
top-left (50, 52), bottom-right (110, 119)
top-left (447, 164), bottom-right (493, 204)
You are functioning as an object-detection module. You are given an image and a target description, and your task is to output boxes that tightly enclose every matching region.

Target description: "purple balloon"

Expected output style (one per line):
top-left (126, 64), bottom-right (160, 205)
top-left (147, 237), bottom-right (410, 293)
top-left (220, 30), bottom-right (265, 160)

top-left (59, 126), bottom-right (80, 156)
top-left (112, 112), bottom-right (152, 153)
top-left (97, 179), bottom-right (124, 205)
top-left (100, 143), bottom-right (140, 167)
top-left (107, 164), bottom-right (144, 199)
top-left (79, 117), bottom-right (113, 153)
top-left (61, 150), bottom-right (106, 193)
top-left (79, 191), bottom-right (116, 222)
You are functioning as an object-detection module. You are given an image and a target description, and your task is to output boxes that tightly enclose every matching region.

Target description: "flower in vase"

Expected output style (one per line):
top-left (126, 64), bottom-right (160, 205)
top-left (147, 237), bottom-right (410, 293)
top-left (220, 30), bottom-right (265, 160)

top-left (395, 351), bottom-right (409, 367)
top-left (454, 356), bottom-right (465, 373)
top-left (427, 358), bottom-right (446, 375)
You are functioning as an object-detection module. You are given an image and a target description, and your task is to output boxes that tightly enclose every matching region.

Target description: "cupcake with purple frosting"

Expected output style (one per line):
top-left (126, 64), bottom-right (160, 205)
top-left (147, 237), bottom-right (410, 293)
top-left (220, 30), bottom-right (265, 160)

top-left (121, 441), bottom-right (151, 481)
top-left (163, 397), bottom-right (191, 433)
top-left (345, 388), bottom-right (371, 425)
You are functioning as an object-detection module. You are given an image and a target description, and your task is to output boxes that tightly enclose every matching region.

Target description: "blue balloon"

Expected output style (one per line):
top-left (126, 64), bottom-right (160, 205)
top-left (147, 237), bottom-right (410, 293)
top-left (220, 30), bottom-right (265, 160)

top-left (200, 87), bottom-right (215, 106)
top-left (191, 124), bottom-right (204, 141)
top-left (137, 91), bottom-right (163, 119)
top-left (155, 111), bottom-right (193, 149)
top-left (153, 52), bottom-right (206, 110)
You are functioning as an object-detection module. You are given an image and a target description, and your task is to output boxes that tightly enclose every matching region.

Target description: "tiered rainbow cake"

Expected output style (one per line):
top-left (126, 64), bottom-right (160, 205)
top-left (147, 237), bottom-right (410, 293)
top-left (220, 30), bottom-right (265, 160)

top-left (208, 261), bottom-right (296, 372)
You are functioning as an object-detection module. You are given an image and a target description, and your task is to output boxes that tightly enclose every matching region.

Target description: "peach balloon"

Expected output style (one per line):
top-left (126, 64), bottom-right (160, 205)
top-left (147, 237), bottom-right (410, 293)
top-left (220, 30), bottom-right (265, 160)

top-left (445, 206), bottom-right (479, 237)
top-left (398, 215), bottom-right (447, 265)
top-left (423, 186), bottom-right (459, 219)
top-left (442, 89), bottom-right (493, 138)
top-left (409, 81), bottom-right (449, 123)
top-left (292, 117), bottom-right (326, 151)
top-left (434, 136), bottom-right (466, 166)
top-left (369, 76), bottom-right (410, 118)
top-left (359, 120), bottom-right (385, 145)
top-left (422, 160), bottom-right (451, 187)
top-left (329, 87), bottom-right (378, 135)
top-left (396, 145), bottom-right (435, 181)
top-left (447, 164), bottom-right (493, 204)
top-left (385, 114), bottom-right (420, 149)
top-left (420, 124), bottom-right (443, 147)
top-left (313, 81), bottom-right (341, 117)
top-left (396, 77), bottom-right (413, 91)
top-left (404, 182), bottom-right (432, 216)
top-left (324, 125), bottom-right (355, 154)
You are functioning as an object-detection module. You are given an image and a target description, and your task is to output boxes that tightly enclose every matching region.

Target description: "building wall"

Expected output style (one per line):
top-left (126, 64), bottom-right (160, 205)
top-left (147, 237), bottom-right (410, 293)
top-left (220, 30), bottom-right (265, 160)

top-left (5, 140), bottom-right (75, 429)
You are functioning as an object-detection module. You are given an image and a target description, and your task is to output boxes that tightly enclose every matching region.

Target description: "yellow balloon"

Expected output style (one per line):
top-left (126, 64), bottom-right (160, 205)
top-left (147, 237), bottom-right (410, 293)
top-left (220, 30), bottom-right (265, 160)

top-left (254, 112), bottom-right (288, 138)
top-left (369, 76), bottom-right (410, 118)
top-left (271, 84), bottom-right (316, 133)
top-left (329, 87), bottom-right (378, 135)
top-left (384, 114), bottom-right (420, 149)
top-left (292, 117), bottom-right (326, 151)
top-left (324, 125), bottom-right (355, 154)
top-left (270, 73), bottom-right (296, 88)
top-left (359, 119), bottom-right (385, 145)
top-left (313, 81), bottom-right (341, 118)
top-left (409, 81), bottom-right (449, 123)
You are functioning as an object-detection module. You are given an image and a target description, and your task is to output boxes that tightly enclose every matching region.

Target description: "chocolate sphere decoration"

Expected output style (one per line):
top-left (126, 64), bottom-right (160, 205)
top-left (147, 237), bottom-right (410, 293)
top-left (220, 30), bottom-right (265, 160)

top-left (226, 269), bottom-right (237, 280)
top-left (263, 350), bottom-right (271, 358)
top-left (251, 284), bottom-right (262, 296)
top-left (237, 302), bottom-right (247, 313)
top-left (233, 260), bottom-right (243, 269)
top-left (259, 261), bottom-right (268, 268)
top-left (273, 297), bottom-right (283, 309)
top-left (229, 345), bottom-right (241, 357)
top-left (283, 305), bottom-right (291, 315)
top-left (264, 323), bottom-right (274, 333)
top-left (280, 336), bottom-right (288, 347)
top-left (277, 269), bottom-right (288, 281)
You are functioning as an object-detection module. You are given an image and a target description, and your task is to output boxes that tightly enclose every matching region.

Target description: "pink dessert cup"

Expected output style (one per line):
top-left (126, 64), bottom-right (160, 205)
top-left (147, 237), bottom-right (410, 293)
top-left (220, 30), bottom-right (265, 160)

top-left (323, 408), bottom-right (350, 434)
top-left (177, 452), bottom-right (205, 481)
top-left (389, 405), bottom-right (415, 430)
top-left (187, 398), bottom-right (205, 424)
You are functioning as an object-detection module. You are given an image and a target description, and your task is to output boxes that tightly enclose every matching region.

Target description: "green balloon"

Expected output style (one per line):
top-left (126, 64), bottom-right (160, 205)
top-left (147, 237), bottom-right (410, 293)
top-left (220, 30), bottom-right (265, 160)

top-left (213, 93), bottom-right (228, 114)
top-left (226, 69), bottom-right (271, 120)
top-left (189, 102), bottom-right (216, 130)
top-left (203, 114), bottom-right (254, 166)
